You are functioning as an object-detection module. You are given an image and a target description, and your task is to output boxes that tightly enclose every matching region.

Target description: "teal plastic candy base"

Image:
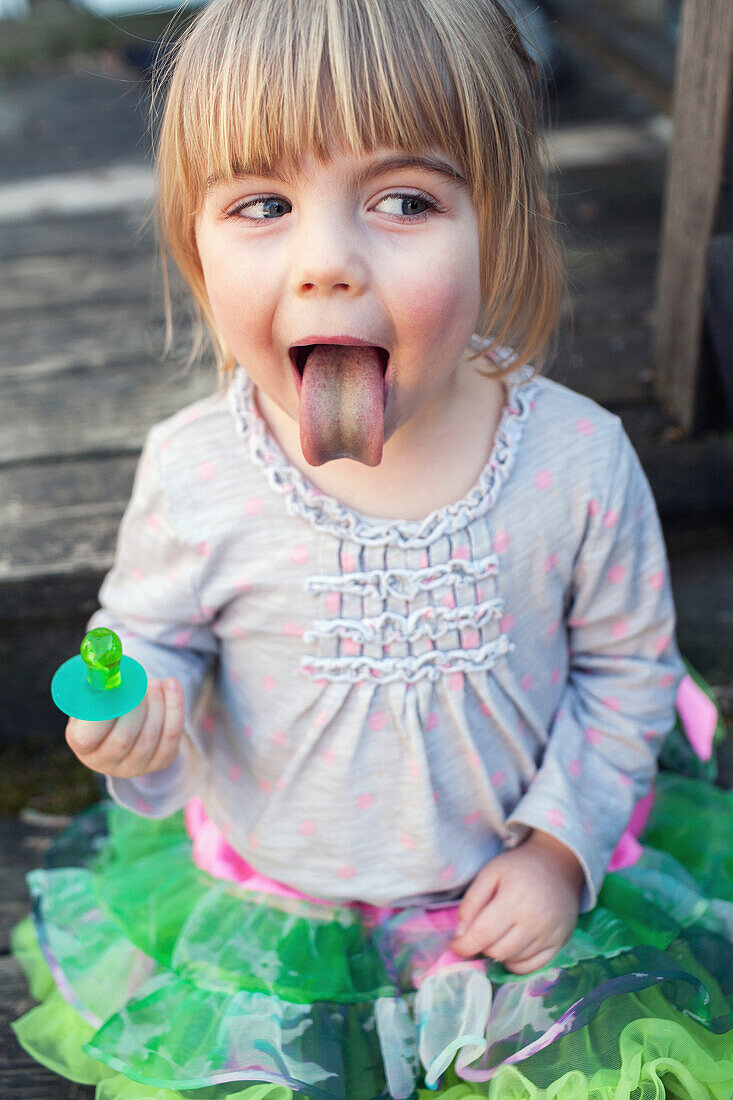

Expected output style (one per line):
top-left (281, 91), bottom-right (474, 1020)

top-left (51, 655), bottom-right (147, 721)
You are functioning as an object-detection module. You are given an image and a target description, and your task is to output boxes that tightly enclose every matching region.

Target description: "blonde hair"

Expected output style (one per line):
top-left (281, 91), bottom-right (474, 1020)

top-left (153, 0), bottom-right (567, 383)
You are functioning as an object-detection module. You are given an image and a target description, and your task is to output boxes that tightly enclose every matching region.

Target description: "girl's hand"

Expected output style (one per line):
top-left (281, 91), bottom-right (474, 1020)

top-left (450, 829), bottom-right (585, 974)
top-left (65, 678), bottom-right (186, 778)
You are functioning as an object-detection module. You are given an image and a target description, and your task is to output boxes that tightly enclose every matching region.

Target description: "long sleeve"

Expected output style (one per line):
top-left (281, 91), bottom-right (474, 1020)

top-left (86, 424), bottom-right (218, 818)
top-left (505, 423), bottom-right (685, 912)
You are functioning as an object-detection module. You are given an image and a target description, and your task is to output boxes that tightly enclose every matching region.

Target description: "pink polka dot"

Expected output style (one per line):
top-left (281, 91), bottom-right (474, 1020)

top-left (290, 544), bottom-right (310, 564)
top-left (588, 499), bottom-right (600, 516)
top-left (324, 592), bottom-right (340, 614)
top-left (607, 565), bottom-right (626, 584)
top-left (314, 710), bottom-right (328, 727)
top-left (299, 819), bottom-right (316, 836)
top-left (500, 613), bottom-right (515, 633)
top-left (546, 808), bottom-right (565, 828)
top-left (159, 436), bottom-right (171, 450)
top-left (659, 672), bottom-right (675, 688)
top-left (465, 811), bottom-right (481, 826)
top-left (425, 712), bottom-right (438, 731)
top-left (433, 790), bottom-right (441, 804)
top-left (467, 751), bottom-right (481, 769)
top-left (643, 728), bottom-right (657, 741)
top-left (244, 498), bottom-right (263, 516)
top-left (259, 779), bottom-right (272, 794)
top-left (568, 617), bottom-right (586, 628)
top-left (568, 759), bottom-right (582, 778)
top-left (443, 592), bottom-right (456, 609)
top-left (235, 576), bottom-right (251, 592)
top-left (544, 553), bottom-right (558, 574)
top-left (232, 626), bottom-right (248, 640)
top-left (582, 820), bottom-right (592, 836)
top-left (476, 586), bottom-right (485, 601)
top-left (169, 565), bottom-right (180, 583)
top-left (341, 551), bottom-right (356, 572)
top-left (183, 407), bottom-right (201, 423)
top-left (551, 667), bottom-right (562, 685)
top-left (602, 510), bottom-right (619, 529)
top-left (262, 675), bottom-right (276, 691)
top-left (272, 729), bottom-right (287, 746)
top-left (419, 551), bottom-right (429, 569)
top-left (653, 634), bottom-right (671, 655)
top-left (491, 770), bottom-right (505, 787)
top-left (577, 418), bottom-right (596, 436)
top-left (611, 620), bottom-right (628, 639)
top-left (369, 710), bottom-right (387, 732)
top-left (196, 541), bottom-right (211, 557)
top-left (322, 748), bottom-right (335, 766)
top-left (440, 864), bottom-right (455, 882)
top-left (448, 671), bottom-right (464, 691)
top-left (173, 629), bottom-right (192, 646)
top-left (547, 618), bottom-right (560, 636)
top-left (649, 572), bottom-right (665, 591)
top-left (197, 461), bottom-right (217, 482)
top-left (400, 834), bottom-right (415, 850)
top-left (535, 469), bottom-right (553, 490)
top-left (342, 638), bottom-right (361, 656)
top-left (243, 724), bottom-right (253, 739)
top-left (249, 833), bottom-right (260, 848)
top-left (480, 701), bottom-right (492, 717)
top-left (463, 629), bottom-right (480, 648)
top-left (132, 567), bottom-right (146, 582)
top-left (202, 713), bottom-right (215, 734)
top-left (338, 864), bottom-right (356, 878)
top-left (520, 673), bottom-right (533, 692)
top-left (493, 530), bottom-right (511, 553)
top-left (228, 764), bottom-right (242, 782)
top-left (134, 797), bottom-right (153, 814)
top-left (147, 513), bottom-right (161, 532)
top-left (409, 759), bottom-right (421, 778)
top-left (282, 622), bottom-right (304, 637)
top-left (275, 777), bottom-right (286, 792)
top-left (603, 697), bottom-right (621, 711)
top-left (356, 792), bottom-right (375, 810)
top-left (619, 774), bottom-right (633, 788)
top-left (452, 545), bottom-right (470, 560)
top-left (585, 727), bottom-right (603, 745)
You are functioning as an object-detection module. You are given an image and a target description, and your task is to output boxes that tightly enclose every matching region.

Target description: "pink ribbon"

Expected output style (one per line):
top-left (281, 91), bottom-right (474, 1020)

top-left (608, 672), bottom-right (717, 870)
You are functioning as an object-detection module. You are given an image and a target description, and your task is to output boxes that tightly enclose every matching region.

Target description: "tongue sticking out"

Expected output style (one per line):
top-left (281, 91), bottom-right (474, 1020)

top-left (298, 344), bottom-right (385, 466)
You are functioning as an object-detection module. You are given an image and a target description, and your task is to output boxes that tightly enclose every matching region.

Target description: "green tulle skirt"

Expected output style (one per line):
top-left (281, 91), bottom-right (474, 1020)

top-left (10, 672), bottom-right (733, 1100)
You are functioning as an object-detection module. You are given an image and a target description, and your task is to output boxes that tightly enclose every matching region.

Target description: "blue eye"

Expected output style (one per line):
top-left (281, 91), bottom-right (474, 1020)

top-left (227, 190), bottom-right (443, 223)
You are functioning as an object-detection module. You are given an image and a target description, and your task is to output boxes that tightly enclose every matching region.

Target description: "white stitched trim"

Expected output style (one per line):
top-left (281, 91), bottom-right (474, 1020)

top-left (229, 360), bottom-right (537, 547)
top-left (306, 558), bottom-right (498, 601)
top-left (304, 598), bottom-right (504, 646)
top-left (299, 635), bottom-right (514, 684)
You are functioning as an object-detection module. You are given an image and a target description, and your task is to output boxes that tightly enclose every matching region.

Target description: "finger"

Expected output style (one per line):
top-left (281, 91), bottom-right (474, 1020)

top-left (453, 904), bottom-right (513, 959)
top-left (147, 678), bottom-right (185, 771)
top-left (503, 945), bottom-right (559, 975)
top-left (78, 696), bottom-right (149, 771)
top-left (111, 682), bottom-right (166, 775)
top-left (455, 862), bottom-right (500, 934)
top-left (480, 924), bottom-right (532, 963)
top-left (65, 715), bottom-right (117, 758)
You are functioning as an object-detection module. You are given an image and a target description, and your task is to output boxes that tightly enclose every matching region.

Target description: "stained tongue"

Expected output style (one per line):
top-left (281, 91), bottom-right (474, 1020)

top-left (299, 344), bottom-right (385, 466)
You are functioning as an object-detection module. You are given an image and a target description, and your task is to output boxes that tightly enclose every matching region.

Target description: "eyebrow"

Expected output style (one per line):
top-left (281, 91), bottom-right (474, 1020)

top-left (205, 154), bottom-right (469, 193)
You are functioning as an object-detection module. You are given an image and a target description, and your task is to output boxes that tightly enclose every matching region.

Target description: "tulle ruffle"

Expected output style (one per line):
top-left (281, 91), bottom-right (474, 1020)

top-left (10, 767), bottom-right (733, 1100)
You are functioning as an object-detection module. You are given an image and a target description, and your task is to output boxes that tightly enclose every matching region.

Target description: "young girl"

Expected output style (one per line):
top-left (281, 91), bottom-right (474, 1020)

top-left (11, 0), bottom-right (733, 1097)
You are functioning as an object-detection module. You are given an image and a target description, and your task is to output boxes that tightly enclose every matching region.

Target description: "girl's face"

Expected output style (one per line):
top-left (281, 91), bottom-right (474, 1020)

top-left (195, 145), bottom-right (482, 466)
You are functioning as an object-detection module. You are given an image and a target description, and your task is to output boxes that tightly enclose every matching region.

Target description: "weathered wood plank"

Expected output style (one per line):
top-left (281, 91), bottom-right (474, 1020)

top-left (653, 0), bottom-right (733, 432)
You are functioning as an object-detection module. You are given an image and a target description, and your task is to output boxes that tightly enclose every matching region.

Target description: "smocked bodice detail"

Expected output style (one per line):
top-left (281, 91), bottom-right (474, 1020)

top-left (229, 358), bottom-right (538, 549)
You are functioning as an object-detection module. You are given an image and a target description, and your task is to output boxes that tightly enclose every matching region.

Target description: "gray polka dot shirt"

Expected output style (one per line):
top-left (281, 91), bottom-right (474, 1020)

top-left (89, 360), bottom-right (685, 913)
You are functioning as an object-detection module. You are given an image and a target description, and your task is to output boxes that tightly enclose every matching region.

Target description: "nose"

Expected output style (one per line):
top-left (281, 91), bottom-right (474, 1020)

top-left (288, 209), bottom-right (369, 296)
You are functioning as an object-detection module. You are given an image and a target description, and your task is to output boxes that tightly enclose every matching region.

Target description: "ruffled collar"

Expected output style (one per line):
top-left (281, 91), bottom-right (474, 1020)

top-left (229, 355), bottom-right (538, 548)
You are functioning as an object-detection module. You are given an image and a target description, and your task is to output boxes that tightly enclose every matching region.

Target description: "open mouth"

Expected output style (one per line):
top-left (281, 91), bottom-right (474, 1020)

top-left (289, 344), bottom-right (391, 399)
top-left (290, 344), bottom-right (389, 374)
